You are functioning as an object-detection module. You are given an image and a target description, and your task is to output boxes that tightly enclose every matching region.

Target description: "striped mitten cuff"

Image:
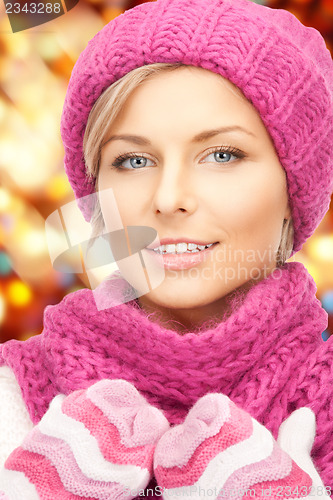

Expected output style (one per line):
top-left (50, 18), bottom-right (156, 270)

top-left (154, 394), bottom-right (313, 499)
top-left (0, 379), bottom-right (170, 499)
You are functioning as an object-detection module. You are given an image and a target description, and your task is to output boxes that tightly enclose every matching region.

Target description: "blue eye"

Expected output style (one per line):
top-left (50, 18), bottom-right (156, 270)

top-left (203, 147), bottom-right (244, 164)
top-left (210, 151), bottom-right (234, 162)
top-left (112, 154), bottom-right (154, 170)
top-left (111, 146), bottom-right (245, 171)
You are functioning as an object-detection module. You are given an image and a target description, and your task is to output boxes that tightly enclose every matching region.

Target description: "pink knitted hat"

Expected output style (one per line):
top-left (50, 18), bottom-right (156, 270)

top-left (60, 0), bottom-right (333, 254)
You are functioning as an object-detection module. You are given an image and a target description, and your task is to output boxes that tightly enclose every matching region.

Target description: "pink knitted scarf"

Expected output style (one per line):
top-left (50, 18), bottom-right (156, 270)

top-left (1, 261), bottom-right (333, 487)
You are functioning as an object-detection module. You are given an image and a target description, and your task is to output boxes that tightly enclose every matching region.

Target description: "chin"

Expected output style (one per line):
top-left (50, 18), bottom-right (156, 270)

top-left (141, 283), bottom-right (224, 311)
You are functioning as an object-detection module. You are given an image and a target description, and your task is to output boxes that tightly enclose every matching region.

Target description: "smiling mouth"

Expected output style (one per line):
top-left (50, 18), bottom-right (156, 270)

top-left (145, 241), bottom-right (219, 271)
top-left (147, 241), bottom-right (218, 254)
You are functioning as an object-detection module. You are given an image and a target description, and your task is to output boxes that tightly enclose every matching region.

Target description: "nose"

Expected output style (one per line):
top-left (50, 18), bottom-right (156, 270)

top-left (151, 156), bottom-right (198, 216)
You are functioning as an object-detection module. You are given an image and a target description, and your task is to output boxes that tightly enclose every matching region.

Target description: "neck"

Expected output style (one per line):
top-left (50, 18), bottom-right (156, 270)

top-left (137, 276), bottom-right (258, 334)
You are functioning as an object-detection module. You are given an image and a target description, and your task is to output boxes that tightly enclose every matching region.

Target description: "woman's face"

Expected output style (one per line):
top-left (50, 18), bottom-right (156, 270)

top-left (98, 66), bottom-right (290, 329)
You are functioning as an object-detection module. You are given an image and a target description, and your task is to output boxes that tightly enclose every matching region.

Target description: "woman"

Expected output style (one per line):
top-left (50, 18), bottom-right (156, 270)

top-left (0, 0), bottom-right (332, 497)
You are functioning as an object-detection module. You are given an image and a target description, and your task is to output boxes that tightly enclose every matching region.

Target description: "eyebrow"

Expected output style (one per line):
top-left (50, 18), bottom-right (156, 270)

top-left (103, 126), bottom-right (255, 147)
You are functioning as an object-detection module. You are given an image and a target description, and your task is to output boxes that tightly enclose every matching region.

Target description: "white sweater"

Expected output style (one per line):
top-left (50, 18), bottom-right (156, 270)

top-left (0, 365), bottom-right (33, 468)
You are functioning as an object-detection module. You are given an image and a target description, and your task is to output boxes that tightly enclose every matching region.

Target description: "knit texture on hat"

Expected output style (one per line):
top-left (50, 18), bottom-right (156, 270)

top-left (60, 0), bottom-right (333, 254)
top-left (1, 261), bottom-right (333, 494)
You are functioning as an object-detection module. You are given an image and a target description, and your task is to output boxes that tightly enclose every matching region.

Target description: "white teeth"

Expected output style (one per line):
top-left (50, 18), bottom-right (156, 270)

top-left (152, 242), bottom-right (215, 254)
top-left (165, 244), bottom-right (176, 253)
top-left (176, 242), bottom-right (188, 254)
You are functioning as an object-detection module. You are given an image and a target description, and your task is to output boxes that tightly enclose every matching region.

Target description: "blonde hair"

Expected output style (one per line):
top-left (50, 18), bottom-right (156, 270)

top-left (83, 62), bottom-right (294, 266)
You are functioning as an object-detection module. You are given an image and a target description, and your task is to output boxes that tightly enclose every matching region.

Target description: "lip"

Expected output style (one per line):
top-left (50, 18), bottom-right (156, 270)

top-left (147, 238), bottom-right (218, 250)
top-left (144, 241), bottom-right (219, 270)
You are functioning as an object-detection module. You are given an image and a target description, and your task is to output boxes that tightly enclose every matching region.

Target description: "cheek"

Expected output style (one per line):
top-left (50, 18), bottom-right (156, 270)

top-left (210, 175), bottom-right (287, 243)
top-left (98, 172), bottom-right (141, 228)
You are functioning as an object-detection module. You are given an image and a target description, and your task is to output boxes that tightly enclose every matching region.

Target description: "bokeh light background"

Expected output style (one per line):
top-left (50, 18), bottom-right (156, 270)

top-left (0, 0), bottom-right (332, 343)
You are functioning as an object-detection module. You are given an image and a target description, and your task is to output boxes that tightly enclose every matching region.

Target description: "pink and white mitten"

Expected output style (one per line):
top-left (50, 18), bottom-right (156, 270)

top-left (0, 379), bottom-right (169, 499)
top-left (154, 394), bottom-right (315, 499)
